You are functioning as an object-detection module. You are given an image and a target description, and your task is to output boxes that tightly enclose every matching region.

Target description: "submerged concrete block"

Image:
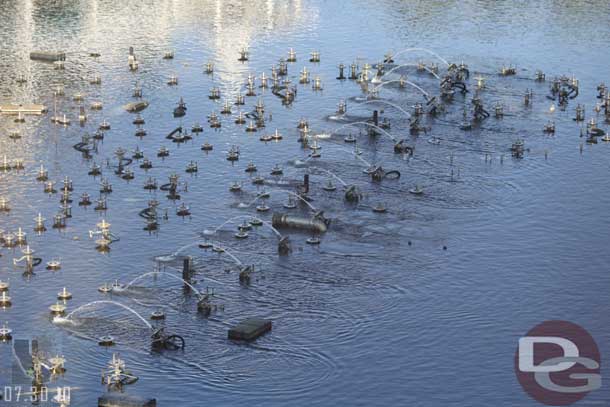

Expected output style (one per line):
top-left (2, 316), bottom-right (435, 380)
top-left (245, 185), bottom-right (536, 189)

top-left (228, 318), bottom-right (272, 341)
top-left (98, 393), bottom-right (156, 407)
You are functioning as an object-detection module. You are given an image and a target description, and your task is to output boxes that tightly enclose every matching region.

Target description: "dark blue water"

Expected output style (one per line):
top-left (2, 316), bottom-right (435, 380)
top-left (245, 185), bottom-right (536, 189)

top-left (0, 1), bottom-right (609, 405)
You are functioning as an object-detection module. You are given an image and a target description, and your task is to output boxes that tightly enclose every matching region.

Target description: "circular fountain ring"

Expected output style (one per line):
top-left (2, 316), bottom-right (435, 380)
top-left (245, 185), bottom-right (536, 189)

top-left (249, 218), bottom-right (263, 227)
top-left (0, 281), bottom-right (9, 292)
top-left (98, 284), bottom-right (113, 293)
top-left (150, 310), bottom-right (166, 320)
top-left (0, 294), bottom-right (12, 306)
top-left (58, 289), bottom-right (73, 300)
top-left (0, 327), bottom-right (12, 340)
top-left (234, 231), bottom-right (249, 239)
top-left (306, 237), bottom-right (321, 245)
top-left (49, 303), bottom-right (66, 315)
top-left (98, 336), bottom-right (115, 346)
top-left (372, 204), bottom-right (388, 213)
top-left (256, 204), bottom-right (270, 212)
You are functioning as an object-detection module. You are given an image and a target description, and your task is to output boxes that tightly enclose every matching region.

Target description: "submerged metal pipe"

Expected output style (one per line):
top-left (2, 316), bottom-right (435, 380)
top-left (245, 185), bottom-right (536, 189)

top-left (272, 212), bottom-right (329, 234)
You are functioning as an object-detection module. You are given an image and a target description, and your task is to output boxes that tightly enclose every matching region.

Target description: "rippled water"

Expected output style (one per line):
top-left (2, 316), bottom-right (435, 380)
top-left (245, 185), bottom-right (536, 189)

top-left (1, 1), bottom-right (609, 405)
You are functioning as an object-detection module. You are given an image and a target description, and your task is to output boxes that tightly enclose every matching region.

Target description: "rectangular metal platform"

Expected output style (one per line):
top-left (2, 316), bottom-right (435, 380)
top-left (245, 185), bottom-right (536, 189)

top-left (228, 318), bottom-right (272, 341)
